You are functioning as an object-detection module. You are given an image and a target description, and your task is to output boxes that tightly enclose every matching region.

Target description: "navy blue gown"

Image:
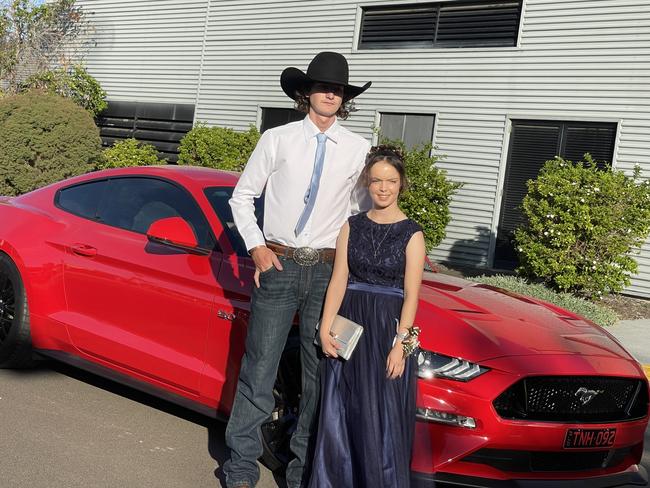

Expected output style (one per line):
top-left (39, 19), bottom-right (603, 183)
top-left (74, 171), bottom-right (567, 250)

top-left (308, 212), bottom-right (422, 488)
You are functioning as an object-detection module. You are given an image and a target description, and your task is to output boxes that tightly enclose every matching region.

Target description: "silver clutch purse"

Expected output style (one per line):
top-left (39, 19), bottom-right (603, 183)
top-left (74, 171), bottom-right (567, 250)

top-left (315, 314), bottom-right (364, 360)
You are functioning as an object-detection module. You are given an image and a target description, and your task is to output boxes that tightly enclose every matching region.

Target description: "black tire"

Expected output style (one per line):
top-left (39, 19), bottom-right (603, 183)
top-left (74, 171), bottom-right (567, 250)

top-left (260, 335), bottom-right (302, 472)
top-left (0, 253), bottom-right (34, 368)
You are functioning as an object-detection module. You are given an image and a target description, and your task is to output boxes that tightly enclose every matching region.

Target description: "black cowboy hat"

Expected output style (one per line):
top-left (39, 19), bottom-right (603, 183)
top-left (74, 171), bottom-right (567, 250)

top-left (280, 51), bottom-right (371, 102)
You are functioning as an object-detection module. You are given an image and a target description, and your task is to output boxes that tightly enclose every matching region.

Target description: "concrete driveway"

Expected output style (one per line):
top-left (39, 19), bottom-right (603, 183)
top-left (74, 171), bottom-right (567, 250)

top-left (1, 358), bottom-right (648, 488)
top-left (0, 361), bottom-right (281, 488)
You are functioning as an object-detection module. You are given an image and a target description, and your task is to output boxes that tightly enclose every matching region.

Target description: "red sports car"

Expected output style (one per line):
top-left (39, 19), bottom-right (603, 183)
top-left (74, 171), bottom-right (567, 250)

top-left (0, 166), bottom-right (647, 487)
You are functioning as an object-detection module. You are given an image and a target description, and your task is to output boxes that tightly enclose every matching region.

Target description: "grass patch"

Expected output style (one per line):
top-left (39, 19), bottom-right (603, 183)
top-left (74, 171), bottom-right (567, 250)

top-left (468, 275), bottom-right (619, 327)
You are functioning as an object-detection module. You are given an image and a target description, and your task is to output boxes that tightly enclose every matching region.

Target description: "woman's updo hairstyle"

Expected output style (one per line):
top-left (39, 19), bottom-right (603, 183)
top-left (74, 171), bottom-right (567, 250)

top-left (362, 144), bottom-right (407, 194)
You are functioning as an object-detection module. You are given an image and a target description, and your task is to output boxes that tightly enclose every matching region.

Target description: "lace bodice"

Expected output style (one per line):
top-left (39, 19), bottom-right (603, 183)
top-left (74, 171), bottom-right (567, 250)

top-left (347, 212), bottom-right (422, 289)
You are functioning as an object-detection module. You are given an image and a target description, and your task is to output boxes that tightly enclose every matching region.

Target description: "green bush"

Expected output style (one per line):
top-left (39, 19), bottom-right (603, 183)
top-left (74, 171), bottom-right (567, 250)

top-left (177, 123), bottom-right (260, 172)
top-left (98, 138), bottom-right (165, 170)
top-left (515, 155), bottom-right (650, 298)
top-left (20, 64), bottom-right (108, 116)
top-left (468, 275), bottom-right (618, 327)
top-left (0, 91), bottom-right (102, 196)
top-left (390, 142), bottom-right (462, 252)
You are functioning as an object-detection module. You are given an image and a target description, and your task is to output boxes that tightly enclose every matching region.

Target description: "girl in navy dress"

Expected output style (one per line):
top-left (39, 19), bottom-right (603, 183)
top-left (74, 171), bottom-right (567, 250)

top-left (308, 146), bottom-right (426, 487)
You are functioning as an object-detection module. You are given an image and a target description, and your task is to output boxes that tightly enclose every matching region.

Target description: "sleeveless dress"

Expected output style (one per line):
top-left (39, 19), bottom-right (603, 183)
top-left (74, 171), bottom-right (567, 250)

top-left (308, 212), bottom-right (422, 488)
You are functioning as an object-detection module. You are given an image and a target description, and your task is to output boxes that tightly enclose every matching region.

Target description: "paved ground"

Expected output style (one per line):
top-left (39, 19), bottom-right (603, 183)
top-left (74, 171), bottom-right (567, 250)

top-left (0, 320), bottom-right (648, 488)
top-left (606, 320), bottom-right (650, 488)
top-left (0, 362), bottom-right (255, 488)
top-left (608, 319), bottom-right (650, 366)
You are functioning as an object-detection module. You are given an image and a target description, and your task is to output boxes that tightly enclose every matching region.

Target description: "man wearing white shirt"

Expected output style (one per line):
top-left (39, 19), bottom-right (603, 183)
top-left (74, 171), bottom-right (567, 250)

top-left (224, 52), bottom-right (371, 488)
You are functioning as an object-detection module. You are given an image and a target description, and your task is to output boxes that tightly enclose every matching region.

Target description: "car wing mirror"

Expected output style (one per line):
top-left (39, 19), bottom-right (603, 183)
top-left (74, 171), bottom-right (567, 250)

top-left (146, 217), bottom-right (209, 255)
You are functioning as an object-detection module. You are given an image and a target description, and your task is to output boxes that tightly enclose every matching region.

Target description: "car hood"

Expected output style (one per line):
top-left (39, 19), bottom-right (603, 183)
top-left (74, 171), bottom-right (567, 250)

top-left (416, 273), bottom-right (633, 363)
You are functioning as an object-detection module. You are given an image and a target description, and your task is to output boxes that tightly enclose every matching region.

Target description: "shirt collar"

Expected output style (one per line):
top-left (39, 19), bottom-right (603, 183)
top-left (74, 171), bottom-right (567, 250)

top-left (302, 115), bottom-right (340, 144)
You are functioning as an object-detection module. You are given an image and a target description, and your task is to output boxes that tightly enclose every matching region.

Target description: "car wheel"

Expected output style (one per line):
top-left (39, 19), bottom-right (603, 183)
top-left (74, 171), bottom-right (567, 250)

top-left (260, 335), bottom-right (301, 472)
top-left (0, 253), bottom-right (34, 368)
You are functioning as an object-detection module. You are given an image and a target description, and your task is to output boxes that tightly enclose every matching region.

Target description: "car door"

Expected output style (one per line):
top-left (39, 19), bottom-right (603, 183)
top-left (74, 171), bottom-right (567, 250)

top-left (200, 185), bottom-right (260, 412)
top-left (59, 176), bottom-right (219, 397)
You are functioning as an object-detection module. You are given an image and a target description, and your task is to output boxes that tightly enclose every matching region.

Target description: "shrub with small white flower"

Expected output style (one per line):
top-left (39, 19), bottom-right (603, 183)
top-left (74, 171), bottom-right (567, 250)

top-left (390, 142), bottom-right (462, 252)
top-left (514, 154), bottom-right (650, 298)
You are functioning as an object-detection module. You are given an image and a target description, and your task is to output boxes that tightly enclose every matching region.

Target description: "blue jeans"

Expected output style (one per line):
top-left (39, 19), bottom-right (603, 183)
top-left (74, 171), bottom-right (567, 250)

top-left (223, 258), bottom-right (332, 488)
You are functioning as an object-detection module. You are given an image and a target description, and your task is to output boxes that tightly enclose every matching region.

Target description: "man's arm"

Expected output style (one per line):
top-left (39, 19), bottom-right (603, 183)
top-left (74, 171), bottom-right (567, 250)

top-left (229, 130), bottom-right (283, 287)
top-left (229, 130), bottom-right (275, 251)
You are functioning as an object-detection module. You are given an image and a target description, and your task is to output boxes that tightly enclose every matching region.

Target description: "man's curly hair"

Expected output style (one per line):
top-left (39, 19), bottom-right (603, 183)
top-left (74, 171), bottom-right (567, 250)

top-left (361, 144), bottom-right (408, 194)
top-left (293, 87), bottom-right (355, 120)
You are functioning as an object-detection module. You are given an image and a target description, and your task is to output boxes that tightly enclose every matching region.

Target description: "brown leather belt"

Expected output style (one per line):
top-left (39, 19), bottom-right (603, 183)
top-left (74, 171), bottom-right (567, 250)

top-left (266, 241), bottom-right (335, 265)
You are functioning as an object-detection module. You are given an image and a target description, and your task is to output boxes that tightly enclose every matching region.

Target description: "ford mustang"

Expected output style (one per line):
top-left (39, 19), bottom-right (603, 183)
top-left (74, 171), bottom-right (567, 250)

top-left (0, 166), bottom-right (647, 487)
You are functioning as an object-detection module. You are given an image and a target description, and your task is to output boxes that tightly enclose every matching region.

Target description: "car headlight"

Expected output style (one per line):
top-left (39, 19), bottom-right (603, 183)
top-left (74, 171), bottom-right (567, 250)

top-left (417, 349), bottom-right (489, 381)
top-left (416, 407), bottom-right (477, 428)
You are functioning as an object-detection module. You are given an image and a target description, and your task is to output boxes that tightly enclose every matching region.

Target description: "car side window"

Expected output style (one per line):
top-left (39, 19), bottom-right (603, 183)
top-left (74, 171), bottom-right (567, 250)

top-left (56, 180), bottom-right (108, 219)
top-left (98, 177), bottom-right (216, 250)
top-left (204, 186), bottom-right (264, 257)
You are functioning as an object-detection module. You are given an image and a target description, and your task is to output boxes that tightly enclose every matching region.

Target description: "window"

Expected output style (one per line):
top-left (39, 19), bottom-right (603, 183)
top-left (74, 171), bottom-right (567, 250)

top-left (204, 186), bottom-right (264, 257)
top-left (56, 180), bottom-right (108, 220)
top-left (379, 113), bottom-right (435, 148)
top-left (96, 177), bottom-right (215, 249)
top-left (260, 107), bottom-right (304, 133)
top-left (494, 120), bottom-right (617, 267)
top-left (359, 1), bottom-right (522, 50)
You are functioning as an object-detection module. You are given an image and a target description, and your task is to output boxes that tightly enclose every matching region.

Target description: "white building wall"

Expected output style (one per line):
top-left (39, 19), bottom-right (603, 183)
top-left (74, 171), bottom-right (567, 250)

top-left (194, 0), bottom-right (650, 295)
top-left (76, 0), bottom-right (209, 103)
top-left (80, 0), bottom-right (650, 296)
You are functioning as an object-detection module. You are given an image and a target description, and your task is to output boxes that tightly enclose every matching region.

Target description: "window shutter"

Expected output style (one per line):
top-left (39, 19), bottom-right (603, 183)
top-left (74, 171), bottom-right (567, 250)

top-left (562, 123), bottom-right (617, 165)
top-left (359, 1), bottom-right (521, 50)
top-left (499, 122), bottom-right (561, 235)
top-left (359, 5), bottom-right (437, 49)
top-left (437, 1), bottom-right (522, 47)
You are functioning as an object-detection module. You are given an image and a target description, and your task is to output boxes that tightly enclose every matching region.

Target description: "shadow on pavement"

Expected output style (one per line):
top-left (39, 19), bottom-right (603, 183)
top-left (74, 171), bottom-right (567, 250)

top-left (16, 359), bottom-right (289, 488)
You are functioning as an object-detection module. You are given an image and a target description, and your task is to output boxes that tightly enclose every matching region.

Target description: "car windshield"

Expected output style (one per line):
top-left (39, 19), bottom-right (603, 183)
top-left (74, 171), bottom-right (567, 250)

top-left (204, 186), bottom-right (264, 257)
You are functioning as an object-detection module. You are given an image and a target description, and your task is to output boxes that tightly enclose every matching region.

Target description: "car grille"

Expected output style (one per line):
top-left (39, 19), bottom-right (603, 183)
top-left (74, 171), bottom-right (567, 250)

top-left (462, 446), bottom-right (636, 472)
top-left (493, 376), bottom-right (649, 422)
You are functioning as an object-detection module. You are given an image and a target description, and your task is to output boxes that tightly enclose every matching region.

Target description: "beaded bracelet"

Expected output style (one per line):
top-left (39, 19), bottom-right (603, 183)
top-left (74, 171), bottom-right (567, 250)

top-left (391, 326), bottom-right (421, 357)
top-left (401, 326), bottom-right (421, 358)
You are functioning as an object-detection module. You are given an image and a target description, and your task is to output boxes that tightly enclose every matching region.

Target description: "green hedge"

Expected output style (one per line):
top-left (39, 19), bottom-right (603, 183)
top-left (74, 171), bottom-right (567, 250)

top-left (98, 138), bottom-right (165, 169)
top-left (20, 64), bottom-right (107, 116)
top-left (177, 123), bottom-right (260, 172)
top-left (0, 91), bottom-right (102, 196)
top-left (515, 155), bottom-right (650, 298)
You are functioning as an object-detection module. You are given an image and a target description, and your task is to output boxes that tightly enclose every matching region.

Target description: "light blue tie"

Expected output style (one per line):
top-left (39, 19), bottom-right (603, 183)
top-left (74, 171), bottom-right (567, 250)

top-left (295, 133), bottom-right (327, 236)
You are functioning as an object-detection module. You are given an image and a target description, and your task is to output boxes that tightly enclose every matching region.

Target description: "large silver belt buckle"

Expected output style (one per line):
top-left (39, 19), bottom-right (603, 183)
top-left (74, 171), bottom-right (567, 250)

top-left (293, 246), bottom-right (319, 266)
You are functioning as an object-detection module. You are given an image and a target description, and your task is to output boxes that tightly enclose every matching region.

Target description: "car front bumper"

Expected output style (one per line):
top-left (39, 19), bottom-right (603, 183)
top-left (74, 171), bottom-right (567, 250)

top-left (411, 354), bottom-right (649, 486)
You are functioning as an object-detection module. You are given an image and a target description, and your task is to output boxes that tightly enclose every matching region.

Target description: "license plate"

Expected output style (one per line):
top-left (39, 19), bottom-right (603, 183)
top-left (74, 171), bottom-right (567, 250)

top-left (564, 428), bottom-right (616, 448)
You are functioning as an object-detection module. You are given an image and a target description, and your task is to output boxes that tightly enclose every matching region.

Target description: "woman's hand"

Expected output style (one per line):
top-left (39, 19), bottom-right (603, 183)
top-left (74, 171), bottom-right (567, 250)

top-left (386, 344), bottom-right (405, 379)
top-left (320, 328), bottom-right (340, 359)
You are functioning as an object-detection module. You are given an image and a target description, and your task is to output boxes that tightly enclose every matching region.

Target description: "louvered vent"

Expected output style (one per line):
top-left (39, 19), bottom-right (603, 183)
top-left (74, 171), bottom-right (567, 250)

top-left (437, 1), bottom-right (522, 47)
top-left (359, 5), bottom-right (437, 49)
top-left (96, 101), bottom-right (194, 163)
top-left (359, 1), bottom-right (522, 50)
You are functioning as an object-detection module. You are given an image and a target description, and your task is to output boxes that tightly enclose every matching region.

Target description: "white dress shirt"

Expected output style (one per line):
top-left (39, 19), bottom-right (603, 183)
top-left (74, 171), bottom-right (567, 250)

top-left (229, 115), bottom-right (371, 250)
